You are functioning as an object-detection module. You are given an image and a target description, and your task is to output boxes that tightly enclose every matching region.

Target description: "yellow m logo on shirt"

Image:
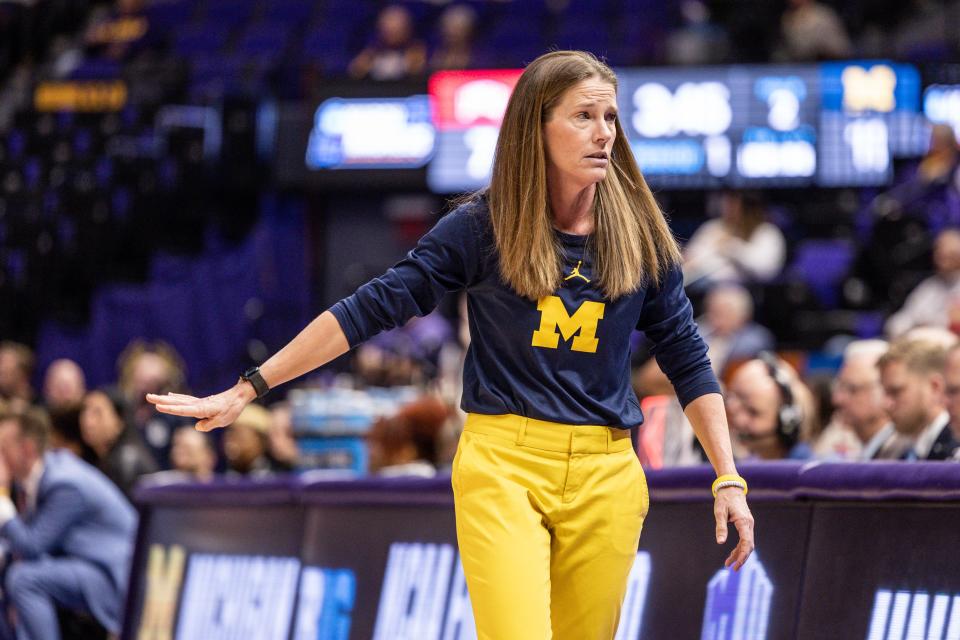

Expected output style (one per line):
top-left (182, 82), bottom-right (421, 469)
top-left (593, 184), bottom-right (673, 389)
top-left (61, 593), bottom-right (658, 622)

top-left (531, 296), bottom-right (605, 353)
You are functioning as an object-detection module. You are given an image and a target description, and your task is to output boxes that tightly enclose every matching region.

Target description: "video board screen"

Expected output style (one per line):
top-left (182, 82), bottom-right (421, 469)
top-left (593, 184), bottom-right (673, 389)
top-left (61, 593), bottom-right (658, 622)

top-left (304, 96), bottom-right (434, 170)
top-left (272, 81), bottom-right (431, 189)
top-left (426, 69), bottom-right (524, 193)
top-left (266, 61), bottom-right (949, 192)
top-left (424, 61), bottom-right (926, 192)
top-left (617, 66), bottom-right (820, 188)
top-left (817, 61), bottom-right (926, 186)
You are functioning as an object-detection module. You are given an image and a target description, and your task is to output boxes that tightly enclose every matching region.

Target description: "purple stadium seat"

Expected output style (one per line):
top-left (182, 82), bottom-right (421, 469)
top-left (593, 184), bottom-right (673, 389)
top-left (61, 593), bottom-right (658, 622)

top-left (302, 28), bottom-right (354, 74)
top-left (7, 130), bottom-right (27, 160)
top-left (145, 0), bottom-right (195, 29)
top-left (263, 0), bottom-right (315, 24)
top-left (69, 59), bottom-right (122, 80)
top-left (94, 158), bottom-right (113, 189)
top-left (788, 239), bottom-right (855, 309)
top-left (498, 1), bottom-right (548, 21)
top-left (237, 22), bottom-right (291, 60)
top-left (173, 26), bottom-right (231, 56)
top-left (855, 311), bottom-right (885, 338)
top-left (562, 0), bottom-right (615, 18)
top-left (204, 0), bottom-right (256, 28)
top-left (487, 22), bottom-right (544, 66)
top-left (73, 128), bottom-right (94, 158)
top-left (23, 158), bottom-right (42, 191)
top-left (112, 187), bottom-right (132, 222)
top-left (553, 20), bottom-right (612, 54)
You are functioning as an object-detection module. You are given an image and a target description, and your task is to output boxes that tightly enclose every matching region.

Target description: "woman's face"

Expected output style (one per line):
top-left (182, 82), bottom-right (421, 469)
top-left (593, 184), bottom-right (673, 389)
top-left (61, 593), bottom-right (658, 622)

top-left (543, 77), bottom-right (618, 191)
top-left (80, 391), bottom-right (123, 452)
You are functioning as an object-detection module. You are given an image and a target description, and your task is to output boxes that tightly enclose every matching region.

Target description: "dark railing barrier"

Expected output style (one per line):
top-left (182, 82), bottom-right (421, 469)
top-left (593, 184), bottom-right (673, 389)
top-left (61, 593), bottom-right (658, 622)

top-left (123, 462), bottom-right (960, 640)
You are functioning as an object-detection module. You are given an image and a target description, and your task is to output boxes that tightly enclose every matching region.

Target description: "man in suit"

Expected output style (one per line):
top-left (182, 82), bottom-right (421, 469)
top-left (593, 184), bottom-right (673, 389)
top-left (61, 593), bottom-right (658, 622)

top-left (878, 338), bottom-right (960, 461)
top-left (0, 408), bottom-right (137, 640)
top-left (831, 339), bottom-right (907, 460)
top-left (942, 343), bottom-right (960, 455)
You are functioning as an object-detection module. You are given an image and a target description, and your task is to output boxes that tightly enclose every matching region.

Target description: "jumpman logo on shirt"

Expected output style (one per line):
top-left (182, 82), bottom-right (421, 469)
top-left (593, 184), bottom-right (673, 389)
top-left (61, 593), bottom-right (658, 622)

top-left (564, 260), bottom-right (590, 283)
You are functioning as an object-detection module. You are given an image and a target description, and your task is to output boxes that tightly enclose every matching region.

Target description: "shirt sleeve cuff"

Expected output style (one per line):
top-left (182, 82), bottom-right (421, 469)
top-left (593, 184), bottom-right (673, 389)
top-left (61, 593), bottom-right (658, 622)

top-left (677, 381), bottom-right (723, 410)
top-left (328, 301), bottom-right (361, 348)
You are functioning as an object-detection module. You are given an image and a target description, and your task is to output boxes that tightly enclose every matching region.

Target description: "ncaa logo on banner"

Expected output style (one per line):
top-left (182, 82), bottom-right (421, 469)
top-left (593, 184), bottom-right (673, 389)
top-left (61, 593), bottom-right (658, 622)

top-left (701, 555), bottom-right (773, 640)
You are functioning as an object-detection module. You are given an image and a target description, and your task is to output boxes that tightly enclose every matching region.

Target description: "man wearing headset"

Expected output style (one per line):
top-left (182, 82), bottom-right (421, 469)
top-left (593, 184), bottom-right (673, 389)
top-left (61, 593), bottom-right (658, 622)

top-left (725, 353), bottom-right (814, 460)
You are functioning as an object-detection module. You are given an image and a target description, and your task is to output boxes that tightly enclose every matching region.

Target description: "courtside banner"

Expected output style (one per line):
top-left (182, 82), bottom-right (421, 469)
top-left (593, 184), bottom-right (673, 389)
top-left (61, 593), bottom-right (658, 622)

top-left (124, 464), bottom-right (960, 640)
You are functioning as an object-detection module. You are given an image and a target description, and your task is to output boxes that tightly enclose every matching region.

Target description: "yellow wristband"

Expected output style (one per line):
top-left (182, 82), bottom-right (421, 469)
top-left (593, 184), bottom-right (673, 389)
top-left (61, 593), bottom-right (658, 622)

top-left (712, 474), bottom-right (748, 498)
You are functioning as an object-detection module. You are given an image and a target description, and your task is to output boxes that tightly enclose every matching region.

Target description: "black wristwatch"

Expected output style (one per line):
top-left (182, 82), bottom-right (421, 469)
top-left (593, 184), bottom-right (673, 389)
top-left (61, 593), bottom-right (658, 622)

top-left (239, 366), bottom-right (270, 399)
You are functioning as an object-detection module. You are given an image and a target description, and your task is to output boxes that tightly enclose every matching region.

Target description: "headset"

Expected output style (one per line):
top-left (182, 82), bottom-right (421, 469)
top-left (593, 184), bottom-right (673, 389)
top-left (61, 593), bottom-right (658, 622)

top-left (756, 351), bottom-right (803, 450)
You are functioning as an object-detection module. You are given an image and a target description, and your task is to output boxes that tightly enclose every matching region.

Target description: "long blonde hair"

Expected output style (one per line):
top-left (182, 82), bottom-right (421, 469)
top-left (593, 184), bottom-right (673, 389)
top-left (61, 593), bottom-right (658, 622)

top-left (487, 50), bottom-right (680, 301)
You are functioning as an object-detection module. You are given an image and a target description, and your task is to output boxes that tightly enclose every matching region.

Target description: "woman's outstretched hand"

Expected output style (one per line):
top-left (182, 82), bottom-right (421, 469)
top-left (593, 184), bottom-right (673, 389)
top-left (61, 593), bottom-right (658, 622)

top-left (146, 382), bottom-right (256, 432)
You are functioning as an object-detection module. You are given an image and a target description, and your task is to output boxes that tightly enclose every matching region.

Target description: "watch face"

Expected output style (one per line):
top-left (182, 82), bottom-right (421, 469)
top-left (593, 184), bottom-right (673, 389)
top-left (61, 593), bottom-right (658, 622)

top-left (243, 367), bottom-right (259, 379)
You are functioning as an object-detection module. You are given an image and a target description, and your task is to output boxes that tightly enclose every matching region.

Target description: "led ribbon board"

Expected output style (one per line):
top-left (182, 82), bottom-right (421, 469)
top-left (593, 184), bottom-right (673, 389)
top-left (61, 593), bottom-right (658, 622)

top-left (305, 96), bottom-right (435, 170)
top-left (424, 62), bottom-right (925, 191)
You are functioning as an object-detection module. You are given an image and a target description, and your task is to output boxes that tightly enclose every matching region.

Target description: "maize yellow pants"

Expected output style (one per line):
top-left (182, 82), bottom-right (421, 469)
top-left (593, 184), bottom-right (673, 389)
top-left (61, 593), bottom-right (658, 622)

top-left (452, 413), bottom-right (649, 640)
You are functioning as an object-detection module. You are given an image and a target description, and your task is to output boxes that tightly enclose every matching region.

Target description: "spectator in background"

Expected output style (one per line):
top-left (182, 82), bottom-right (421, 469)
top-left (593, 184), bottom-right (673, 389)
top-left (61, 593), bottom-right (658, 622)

top-left (41, 359), bottom-right (86, 412)
top-left (830, 340), bottom-right (906, 460)
top-left (366, 395), bottom-right (448, 477)
top-left (885, 228), bottom-right (960, 337)
top-left (117, 339), bottom-right (187, 467)
top-left (0, 1), bottom-right (29, 78)
top-left (904, 325), bottom-right (960, 349)
top-left (682, 190), bottom-right (786, 290)
top-left (169, 426), bottom-right (216, 481)
top-left (48, 404), bottom-right (97, 464)
top-left (352, 312), bottom-right (454, 387)
top-left (632, 283), bottom-right (772, 396)
top-left (83, 0), bottom-right (149, 61)
top-left (0, 341), bottom-right (35, 409)
top-left (631, 283), bottom-right (773, 463)
top-left (873, 124), bottom-right (960, 231)
top-left (665, 0), bottom-right (730, 66)
top-left (223, 404), bottom-right (280, 477)
top-left (0, 408), bottom-right (136, 640)
top-left (878, 338), bottom-right (959, 460)
top-left (268, 403), bottom-right (299, 472)
top-left (349, 4), bottom-right (426, 80)
top-left (778, 0), bottom-right (852, 61)
top-left (916, 124), bottom-right (960, 192)
top-left (698, 283), bottom-right (774, 379)
top-left (725, 354), bottom-right (815, 460)
top-left (429, 4), bottom-right (477, 71)
top-left (79, 388), bottom-right (158, 499)
top-left (891, 0), bottom-right (960, 62)
top-left (805, 370), bottom-right (862, 459)
top-left (944, 343), bottom-right (960, 446)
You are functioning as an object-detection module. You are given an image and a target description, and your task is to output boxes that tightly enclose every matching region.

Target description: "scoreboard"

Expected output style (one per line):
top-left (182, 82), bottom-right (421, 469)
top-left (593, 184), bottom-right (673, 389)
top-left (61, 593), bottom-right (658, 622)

top-left (617, 65), bottom-right (820, 188)
top-left (272, 61), bottom-right (938, 192)
top-left (426, 69), bottom-right (523, 193)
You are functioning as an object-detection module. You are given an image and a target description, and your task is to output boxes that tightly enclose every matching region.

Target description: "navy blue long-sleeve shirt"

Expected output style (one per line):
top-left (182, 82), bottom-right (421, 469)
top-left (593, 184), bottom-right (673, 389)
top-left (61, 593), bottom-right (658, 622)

top-left (330, 198), bottom-right (720, 429)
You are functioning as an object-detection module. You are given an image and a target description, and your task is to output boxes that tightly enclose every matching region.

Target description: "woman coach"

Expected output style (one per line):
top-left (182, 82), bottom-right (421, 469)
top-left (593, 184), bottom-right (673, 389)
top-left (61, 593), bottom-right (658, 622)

top-left (148, 50), bottom-right (754, 640)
